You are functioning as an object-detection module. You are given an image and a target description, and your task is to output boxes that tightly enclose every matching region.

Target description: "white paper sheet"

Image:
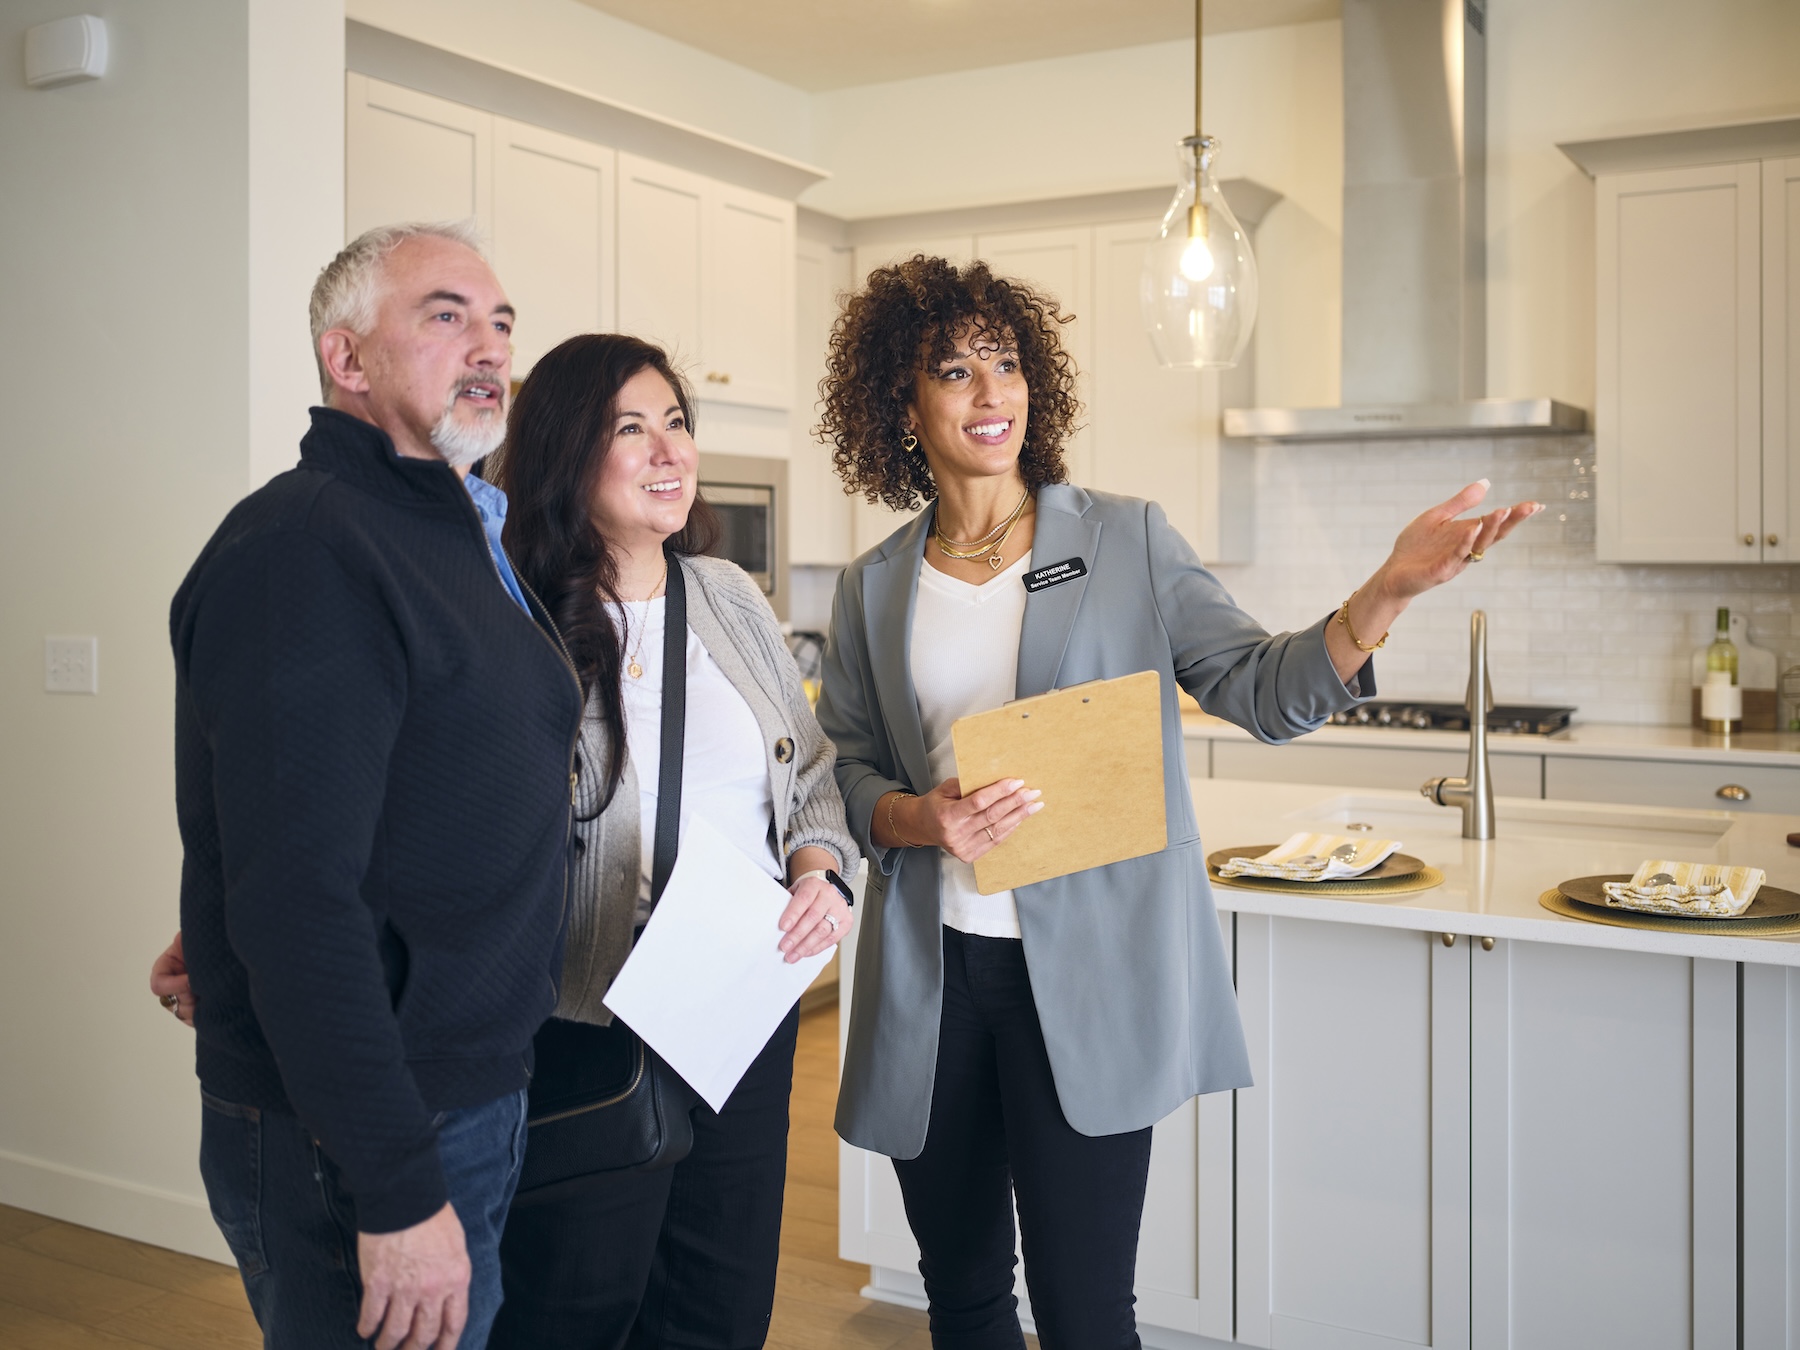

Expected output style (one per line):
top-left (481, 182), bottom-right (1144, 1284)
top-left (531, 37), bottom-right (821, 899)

top-left (601, 814), bottom-right (833, 1112)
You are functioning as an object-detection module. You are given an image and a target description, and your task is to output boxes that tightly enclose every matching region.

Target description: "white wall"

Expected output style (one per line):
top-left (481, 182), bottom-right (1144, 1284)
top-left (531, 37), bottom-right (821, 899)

top-left (1487, 0), bottom-right (1800, 409)
top-left (347, 0), bottom-right (817, 170)
top-left (0, 0), bottom-right (342, 1262)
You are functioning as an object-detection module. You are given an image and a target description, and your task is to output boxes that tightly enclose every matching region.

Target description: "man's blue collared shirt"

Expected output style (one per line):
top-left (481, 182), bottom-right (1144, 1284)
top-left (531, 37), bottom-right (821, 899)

top-left (464, 473), bottom-right (530, 614)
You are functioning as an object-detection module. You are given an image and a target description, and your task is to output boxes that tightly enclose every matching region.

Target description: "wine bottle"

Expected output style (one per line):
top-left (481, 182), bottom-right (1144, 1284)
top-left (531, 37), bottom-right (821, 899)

top-left (1701, 606), bottom-right (1742, 734)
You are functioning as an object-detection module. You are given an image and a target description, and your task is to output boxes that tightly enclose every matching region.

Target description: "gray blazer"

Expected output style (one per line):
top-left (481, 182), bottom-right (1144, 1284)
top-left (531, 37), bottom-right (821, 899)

top-left (818, 484), bottom-right (1371, 1158)
top-left (555, 553), bottom-right (859, 1027)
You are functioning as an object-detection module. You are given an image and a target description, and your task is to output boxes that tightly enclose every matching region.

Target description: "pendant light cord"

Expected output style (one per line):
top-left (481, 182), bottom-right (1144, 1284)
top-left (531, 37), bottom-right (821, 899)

top-left (1194, 0), bottom-right (1203, 137)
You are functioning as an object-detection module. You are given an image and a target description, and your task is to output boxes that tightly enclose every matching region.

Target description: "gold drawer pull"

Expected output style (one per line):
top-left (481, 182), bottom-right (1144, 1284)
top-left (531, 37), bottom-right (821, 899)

top-left (1716, 784), bottom-right (1751, 802)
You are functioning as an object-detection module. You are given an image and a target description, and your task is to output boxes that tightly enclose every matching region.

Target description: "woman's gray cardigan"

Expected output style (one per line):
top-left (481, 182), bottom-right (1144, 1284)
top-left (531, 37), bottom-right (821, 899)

top-left (554, 553), bottom-right (858, 1027)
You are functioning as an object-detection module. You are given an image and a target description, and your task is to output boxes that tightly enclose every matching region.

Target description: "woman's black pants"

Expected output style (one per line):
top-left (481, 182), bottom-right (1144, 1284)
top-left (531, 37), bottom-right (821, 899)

top-left (490, 1005), bottom-right (800, 1350)
top-left (892, 927), bottom-right (1154, 1350)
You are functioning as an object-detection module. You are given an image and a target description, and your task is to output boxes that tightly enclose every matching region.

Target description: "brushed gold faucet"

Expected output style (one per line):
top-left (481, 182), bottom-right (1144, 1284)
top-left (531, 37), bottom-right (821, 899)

top-left (1421, 610), bottom-right (1496, 841)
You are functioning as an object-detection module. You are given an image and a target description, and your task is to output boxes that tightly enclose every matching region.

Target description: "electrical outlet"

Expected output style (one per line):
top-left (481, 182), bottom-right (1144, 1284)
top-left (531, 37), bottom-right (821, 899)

top-left (45, 636), bottom-right (98, 694)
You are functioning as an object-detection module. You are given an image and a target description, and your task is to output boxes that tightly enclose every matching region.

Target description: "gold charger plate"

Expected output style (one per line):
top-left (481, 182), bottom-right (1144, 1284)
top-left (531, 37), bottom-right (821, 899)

top-left (1541, 874), bottom-right (1800, 935)
top-left (1207, 845), bottom-right (1444, 898)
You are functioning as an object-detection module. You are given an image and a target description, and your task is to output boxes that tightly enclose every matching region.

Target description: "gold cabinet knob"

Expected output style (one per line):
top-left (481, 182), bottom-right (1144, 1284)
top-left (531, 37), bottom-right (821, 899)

top-left (1716, 784), bottom-right (1751, 801)
top-left (1769, 534), bottom-right (1780, 547)
top-left (705, 371), bottom-right (732, 385)
top-left (1480, 936), bottom-right (1495, 951)
top-left (1744, 534), bottom-right (1757, 546)
top-left (1441, 932), bottom-right (1457, 947)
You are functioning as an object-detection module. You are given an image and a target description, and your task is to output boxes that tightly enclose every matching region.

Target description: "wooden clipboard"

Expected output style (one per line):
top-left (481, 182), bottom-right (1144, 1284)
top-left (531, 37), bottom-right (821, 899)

top-left (951, 669), bottom-right (1167, 894)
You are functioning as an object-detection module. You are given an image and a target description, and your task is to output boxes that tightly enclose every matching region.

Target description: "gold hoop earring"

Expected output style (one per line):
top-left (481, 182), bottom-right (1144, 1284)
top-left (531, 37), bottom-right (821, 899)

top-left (900, 432), bottom-right (920, 454)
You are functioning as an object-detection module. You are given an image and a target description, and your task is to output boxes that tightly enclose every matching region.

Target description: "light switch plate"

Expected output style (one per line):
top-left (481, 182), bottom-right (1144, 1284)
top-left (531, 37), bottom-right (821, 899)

top-left (45, 636), bottom-right (98, 694)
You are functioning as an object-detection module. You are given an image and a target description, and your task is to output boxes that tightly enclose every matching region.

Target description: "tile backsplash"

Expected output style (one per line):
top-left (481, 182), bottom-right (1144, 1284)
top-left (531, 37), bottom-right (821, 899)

top-left (1208, 434), bottom-right (1800, 727)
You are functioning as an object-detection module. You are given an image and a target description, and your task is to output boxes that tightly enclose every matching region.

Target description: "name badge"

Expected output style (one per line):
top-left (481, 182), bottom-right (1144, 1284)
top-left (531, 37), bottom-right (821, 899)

top-left (1023, 557), bottom-right (1089, 593)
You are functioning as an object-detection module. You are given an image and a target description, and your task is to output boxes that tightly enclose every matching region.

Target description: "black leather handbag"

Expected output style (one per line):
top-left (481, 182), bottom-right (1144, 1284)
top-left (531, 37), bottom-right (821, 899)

top-left (515, 553), bottom-right (700, 1198)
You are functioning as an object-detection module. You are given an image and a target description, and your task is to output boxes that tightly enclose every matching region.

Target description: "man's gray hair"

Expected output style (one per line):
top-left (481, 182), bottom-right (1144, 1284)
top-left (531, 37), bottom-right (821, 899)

top-left (308, 220), bottom-right (488, 401)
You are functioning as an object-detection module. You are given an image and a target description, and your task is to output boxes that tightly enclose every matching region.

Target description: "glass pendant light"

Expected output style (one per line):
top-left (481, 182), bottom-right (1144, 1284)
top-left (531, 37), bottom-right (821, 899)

top-left (1142, 0), bottom-right (1258, 368)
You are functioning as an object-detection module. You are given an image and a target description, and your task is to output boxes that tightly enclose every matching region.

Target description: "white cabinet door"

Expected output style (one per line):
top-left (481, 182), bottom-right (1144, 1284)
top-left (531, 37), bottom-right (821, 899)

top-left (617, 152), bottom-right (707, 382)
top-left (791, 238), bottom-right (854, 565)
top-left (491, 118), bottom-right (614, 375)
top-left (1764, 156), bottom-right (1800, 562)
top-left (345, 75), bottom-right (491, 241)
top-left (1597, 162), bottom-right (1762, 562)
top-left (1469, 942), bottom-right (1738, 1350)
top-left (702, 184), bottom-right (794, 410)
top-left (1236, 916), bottom-right (1471, 1350)
top-left (1738, 964), bottom-right (1800, 1347)
top-left (975, 227), bottom-right (1093, 485)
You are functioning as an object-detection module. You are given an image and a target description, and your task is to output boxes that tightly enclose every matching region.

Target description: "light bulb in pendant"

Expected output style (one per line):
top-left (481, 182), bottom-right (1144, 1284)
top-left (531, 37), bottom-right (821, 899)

top-left (1180, 234), bottom-right (1215, 282)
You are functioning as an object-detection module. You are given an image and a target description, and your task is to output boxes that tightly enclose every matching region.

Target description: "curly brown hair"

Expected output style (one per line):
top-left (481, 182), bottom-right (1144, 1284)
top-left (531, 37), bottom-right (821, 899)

top-left (816, 255), bottom-right (1081, 514)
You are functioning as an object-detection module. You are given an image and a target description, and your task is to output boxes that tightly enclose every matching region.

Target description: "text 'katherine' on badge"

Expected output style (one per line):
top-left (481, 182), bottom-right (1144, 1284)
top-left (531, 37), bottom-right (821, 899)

top-left (951, 669), bottom-right (1167, 894)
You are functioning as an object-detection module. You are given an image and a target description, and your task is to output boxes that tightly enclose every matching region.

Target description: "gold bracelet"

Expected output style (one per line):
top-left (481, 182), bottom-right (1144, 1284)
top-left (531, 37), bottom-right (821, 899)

top-left (1336, 591), bottom-right (1389, 653)
top-left (885, 791), bottom-right (920, 848)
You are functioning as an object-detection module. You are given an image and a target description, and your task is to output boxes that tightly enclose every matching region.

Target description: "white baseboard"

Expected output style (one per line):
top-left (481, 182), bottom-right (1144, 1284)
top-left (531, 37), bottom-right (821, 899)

top-left (0, 1146), bottom-right (234, 1265)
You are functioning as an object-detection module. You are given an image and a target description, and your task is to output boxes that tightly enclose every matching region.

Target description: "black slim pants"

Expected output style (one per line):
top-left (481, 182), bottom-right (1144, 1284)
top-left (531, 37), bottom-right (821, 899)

top-left (893, 927), bottom-right (1154, 1350)
top-left (490, 1005), bottom-right (800, 1350)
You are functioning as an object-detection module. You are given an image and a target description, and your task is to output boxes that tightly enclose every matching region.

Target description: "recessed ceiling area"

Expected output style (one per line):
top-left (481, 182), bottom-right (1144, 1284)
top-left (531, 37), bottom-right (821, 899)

top-left (571, 0), bottom-right (1342, 92)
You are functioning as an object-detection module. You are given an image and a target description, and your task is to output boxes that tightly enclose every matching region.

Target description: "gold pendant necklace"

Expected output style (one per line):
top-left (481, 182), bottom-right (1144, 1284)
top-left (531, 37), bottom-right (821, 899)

top-left (935, 494), bottom-right (1032, 570)
top-left (935, 487), bottom-right (1031, 552)
top-left (621, 560), bottom-right (670, 679)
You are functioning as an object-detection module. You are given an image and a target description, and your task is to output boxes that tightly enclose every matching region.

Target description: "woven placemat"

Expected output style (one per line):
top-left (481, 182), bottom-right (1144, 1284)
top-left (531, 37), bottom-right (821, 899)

top-left (1539, 887), bottom-right (1800, 936)
top-left (1208, 864), bottom-right (1445, 898)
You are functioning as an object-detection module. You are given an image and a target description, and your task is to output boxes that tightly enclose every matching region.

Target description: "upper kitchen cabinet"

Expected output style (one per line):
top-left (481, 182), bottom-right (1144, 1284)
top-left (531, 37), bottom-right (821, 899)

top-left (1596, 162), bottom-right (1761, 562)
top-left (791, 237), bottom-right (854, 566)
top-left (1765, 156), bottom-right (1800, 564)
top-left (346, 75), bottom-right (492, 240)
top-left (492, 119), bottom-right (616, 373)
top-left (1578, 119), bottom-right (1800, 564)
top-left (617, 154), bottom-right (795, 411)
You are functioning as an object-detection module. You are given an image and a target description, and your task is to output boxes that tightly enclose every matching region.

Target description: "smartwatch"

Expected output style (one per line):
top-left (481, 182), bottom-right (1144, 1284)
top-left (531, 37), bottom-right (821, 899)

top-left (796, 867), bottom-right (855, 907)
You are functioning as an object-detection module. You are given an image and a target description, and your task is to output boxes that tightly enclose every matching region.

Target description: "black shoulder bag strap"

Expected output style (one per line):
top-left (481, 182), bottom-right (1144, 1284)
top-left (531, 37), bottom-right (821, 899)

top-left (650, 548), bottom-right (686, 908)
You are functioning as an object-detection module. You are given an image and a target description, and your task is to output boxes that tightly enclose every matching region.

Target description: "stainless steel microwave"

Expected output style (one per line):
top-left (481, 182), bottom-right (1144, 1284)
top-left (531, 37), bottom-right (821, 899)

top-left (697, 452), bottom-right (788, 621)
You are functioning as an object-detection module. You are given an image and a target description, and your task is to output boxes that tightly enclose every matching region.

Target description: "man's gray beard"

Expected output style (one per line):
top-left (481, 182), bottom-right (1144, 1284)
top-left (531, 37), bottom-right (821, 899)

top-left (429, 387), bottom-right (507, 468)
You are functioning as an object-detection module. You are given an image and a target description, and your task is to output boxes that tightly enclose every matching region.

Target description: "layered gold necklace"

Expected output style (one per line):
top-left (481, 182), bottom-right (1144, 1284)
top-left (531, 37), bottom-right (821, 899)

top-left (935, 487), bottom-right (1033, 571)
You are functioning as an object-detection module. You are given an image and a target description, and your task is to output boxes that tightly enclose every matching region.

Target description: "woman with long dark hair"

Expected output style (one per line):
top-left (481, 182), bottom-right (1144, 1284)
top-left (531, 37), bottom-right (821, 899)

top-left (489, 333), bottom-right (857, 1349)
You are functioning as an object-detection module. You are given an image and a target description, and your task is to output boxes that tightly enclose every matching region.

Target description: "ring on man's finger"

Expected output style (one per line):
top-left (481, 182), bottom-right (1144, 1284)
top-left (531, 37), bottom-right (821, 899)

top-left (159, 993), bottom-right (179, 1012)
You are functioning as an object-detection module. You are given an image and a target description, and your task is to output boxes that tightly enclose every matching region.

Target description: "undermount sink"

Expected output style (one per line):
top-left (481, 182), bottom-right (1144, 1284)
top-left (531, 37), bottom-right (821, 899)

top-left (1292, 792), bottom-right (1734, 849)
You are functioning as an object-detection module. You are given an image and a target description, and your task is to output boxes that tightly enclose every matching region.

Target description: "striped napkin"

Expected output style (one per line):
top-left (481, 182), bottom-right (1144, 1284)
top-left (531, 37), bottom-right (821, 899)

top-left (1601, 860), bottom-right (1765, 919)
top-left (1218, 832), bottom-right (1402, 882)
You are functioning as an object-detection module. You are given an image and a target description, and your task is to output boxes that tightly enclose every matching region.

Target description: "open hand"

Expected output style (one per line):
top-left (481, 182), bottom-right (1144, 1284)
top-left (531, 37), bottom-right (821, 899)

top-left (898, 777), bottom-right (1043, 865)
top-left (1378, 479), bottom-right (1543, 602)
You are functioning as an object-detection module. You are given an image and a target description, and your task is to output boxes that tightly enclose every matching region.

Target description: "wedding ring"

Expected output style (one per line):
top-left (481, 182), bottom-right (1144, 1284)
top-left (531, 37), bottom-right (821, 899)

top-left (984, 826), bottom-right (995, 842)
top-left (1466, 550), bottom-right (1485, 562)
top-left (160, 993), bottom-right (179, 1012)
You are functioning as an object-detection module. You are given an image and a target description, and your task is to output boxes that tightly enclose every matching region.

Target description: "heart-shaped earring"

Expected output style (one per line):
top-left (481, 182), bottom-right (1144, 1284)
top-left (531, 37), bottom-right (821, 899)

top-left (900, 432), bottom-right (920, 453)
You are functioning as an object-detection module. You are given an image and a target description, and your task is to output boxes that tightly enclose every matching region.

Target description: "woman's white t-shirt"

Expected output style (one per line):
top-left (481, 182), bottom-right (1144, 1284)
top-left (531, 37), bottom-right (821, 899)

top-left (908, 551), bottom-right (1032, 939)
top-left (613, 597), bottom-right (780, 920)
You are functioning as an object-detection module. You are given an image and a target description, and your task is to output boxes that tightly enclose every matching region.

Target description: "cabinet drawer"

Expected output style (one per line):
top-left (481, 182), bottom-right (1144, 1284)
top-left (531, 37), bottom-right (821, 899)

top-left (1210, 740), bottom-right (1543, 798)
top-left (1544, 756), bottom-right (1800, 814)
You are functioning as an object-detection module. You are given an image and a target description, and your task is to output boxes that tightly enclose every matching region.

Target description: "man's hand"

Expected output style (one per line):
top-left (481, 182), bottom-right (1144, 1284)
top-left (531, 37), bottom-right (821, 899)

top-left (356, 1204), bottom-right (470, 1350)
top-left (149, 932), bottom-right (195, 1029)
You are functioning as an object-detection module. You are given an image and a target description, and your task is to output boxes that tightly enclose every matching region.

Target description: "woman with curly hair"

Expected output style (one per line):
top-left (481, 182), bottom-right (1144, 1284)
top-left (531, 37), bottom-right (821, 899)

top-left (814, 255), bottom-right (1539, 1349)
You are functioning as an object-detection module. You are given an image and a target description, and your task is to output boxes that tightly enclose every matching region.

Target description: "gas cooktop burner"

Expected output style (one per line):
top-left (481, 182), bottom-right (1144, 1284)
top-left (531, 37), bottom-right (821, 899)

top-left (1327, 702), bottom-right (1576, 736)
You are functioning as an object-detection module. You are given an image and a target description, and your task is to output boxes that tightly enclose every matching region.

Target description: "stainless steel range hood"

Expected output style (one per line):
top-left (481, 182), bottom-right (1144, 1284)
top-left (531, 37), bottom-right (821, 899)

top-left (1222, 0), bottom-right (1588, 442)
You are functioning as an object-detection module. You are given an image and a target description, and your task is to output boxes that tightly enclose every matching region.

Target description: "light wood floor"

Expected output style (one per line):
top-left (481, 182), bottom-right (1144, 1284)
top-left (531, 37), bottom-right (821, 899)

top-left (0, 1006), bottom-right (984, 1349)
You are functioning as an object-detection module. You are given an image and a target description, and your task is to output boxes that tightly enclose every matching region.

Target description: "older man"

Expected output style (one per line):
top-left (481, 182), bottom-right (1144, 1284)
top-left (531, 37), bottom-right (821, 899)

top-left (162, 223), bottom-right (581, 1349)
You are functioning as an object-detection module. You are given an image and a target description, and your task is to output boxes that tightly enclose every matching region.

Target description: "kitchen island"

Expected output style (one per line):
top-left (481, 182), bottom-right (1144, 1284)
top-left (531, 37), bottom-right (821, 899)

top-left (837, 778), bottom-right (1800, 1349)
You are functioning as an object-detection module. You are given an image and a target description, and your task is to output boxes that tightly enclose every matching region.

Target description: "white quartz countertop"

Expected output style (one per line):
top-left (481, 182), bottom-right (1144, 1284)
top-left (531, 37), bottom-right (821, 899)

top-left (1192, 777), bottom-right (1800, 967)
top-left (1181, 709), bottom-right (1800, 767)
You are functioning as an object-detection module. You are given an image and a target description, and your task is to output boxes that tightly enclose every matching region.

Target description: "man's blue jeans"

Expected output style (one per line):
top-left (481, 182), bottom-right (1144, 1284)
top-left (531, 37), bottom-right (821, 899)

top-left (199, 1087), bottom-right (528, 1349)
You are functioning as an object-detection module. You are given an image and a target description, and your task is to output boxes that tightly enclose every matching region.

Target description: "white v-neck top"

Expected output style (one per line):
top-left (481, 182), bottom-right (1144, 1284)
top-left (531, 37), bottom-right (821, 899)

top-left (909, 551), bottom-right (1033, 939)
top-left (613, 597), bottom-right (780, 920)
